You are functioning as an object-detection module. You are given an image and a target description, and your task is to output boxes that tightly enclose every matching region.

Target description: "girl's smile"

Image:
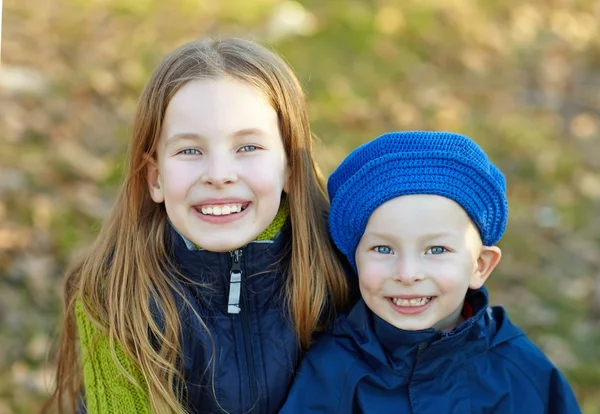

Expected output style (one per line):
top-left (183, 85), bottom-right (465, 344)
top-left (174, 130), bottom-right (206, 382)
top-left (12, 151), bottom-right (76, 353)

top-left (193, 200), bottom-right (251, 224)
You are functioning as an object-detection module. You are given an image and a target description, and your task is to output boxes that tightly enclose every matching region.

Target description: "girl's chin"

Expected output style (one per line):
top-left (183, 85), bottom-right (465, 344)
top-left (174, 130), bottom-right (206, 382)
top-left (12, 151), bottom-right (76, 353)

top-left (185, 229), bottom-right (259, 252)
top-left (190, 238), bottom-right (253, 252)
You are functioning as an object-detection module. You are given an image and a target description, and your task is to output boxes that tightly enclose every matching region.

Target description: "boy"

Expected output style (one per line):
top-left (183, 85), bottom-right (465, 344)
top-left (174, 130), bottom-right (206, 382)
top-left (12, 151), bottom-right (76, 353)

top-left (280, 131), bottom-right (580, 413)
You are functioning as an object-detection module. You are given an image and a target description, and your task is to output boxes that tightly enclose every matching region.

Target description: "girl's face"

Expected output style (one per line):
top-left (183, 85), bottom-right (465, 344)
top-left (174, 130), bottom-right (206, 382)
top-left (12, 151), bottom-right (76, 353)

top-left (147, 77), bottom-right (289, 252)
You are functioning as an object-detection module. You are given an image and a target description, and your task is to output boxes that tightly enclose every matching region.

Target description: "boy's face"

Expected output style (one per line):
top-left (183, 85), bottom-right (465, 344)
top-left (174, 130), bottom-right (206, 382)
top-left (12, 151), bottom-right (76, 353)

top-left (355, 194), bottom-right (501, 332)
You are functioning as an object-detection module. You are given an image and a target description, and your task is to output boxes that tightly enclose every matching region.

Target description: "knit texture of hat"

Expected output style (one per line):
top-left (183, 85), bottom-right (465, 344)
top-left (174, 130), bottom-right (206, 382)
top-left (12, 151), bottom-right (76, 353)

top-left (328, 131), bottom-right (508, 270)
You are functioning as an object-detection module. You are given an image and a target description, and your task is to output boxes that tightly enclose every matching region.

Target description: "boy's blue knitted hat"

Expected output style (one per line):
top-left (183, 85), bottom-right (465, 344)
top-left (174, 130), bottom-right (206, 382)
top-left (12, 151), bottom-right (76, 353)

top-left (328, 131), bottom-right (508, 270)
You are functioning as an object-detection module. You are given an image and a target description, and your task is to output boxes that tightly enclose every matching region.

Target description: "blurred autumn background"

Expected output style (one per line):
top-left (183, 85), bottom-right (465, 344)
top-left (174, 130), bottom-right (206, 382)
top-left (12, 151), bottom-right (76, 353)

top-left (1, 0), bottom-right (600, 412)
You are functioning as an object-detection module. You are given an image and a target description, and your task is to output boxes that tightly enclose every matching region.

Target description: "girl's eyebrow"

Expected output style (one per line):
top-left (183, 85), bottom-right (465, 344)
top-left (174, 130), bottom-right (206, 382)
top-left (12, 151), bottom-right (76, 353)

top-left (231, 128), bottom-right (265, 138)
top-left (166, 128), bottom-right (266, 143)
top-left (166, 132), bottom-right (203, 143)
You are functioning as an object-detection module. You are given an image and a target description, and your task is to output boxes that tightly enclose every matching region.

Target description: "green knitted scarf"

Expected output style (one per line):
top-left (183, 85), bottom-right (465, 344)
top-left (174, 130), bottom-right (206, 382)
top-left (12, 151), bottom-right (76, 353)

top-left (255, 199), bottom-right (289, 241)
top-left (76, 198), bottom-right (290, 413)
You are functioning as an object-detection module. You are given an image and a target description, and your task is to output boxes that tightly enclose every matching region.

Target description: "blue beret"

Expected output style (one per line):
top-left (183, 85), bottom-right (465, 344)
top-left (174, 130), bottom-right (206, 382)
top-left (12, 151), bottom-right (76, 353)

top-left (328, 131), bottom-right (508, 270)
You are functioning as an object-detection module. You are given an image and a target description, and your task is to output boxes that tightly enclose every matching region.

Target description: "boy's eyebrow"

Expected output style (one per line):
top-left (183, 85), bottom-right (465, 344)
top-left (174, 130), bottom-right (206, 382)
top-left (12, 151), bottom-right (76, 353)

top-left (362, 230), bottom-right (457, 240)
top-left (361, 230), bottom-right (395, 239)
top-left (166, 128), bottom-right (266, 143)
top-left (422, 231), bottom-right (457, 239)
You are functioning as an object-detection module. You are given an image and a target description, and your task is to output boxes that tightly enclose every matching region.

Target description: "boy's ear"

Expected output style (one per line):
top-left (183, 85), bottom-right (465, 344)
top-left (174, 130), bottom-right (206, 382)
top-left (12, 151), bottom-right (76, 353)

top-left (145, 154), bottom-right (164, 203)
top-left (470, 246), bottom-right (502, 290)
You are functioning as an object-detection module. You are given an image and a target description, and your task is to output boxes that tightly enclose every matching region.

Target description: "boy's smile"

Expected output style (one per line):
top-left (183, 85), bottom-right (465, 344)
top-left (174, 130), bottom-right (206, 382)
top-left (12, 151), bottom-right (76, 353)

top-left (355, 194), bottom-right (500, 332)
top-left (388, 295), bottom-right (434, 315)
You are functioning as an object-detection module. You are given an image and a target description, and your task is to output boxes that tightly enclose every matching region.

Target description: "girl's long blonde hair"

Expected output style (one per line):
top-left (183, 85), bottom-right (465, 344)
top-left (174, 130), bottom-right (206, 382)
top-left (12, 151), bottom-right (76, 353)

top-left (45, 38), bottom-right (349, 413)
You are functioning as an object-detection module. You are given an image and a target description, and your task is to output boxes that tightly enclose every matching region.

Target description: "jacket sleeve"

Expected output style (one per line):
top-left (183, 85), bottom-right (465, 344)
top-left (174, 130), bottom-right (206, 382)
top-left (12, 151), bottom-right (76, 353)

top-left (498, 336), bottom-right (582, 414)
top-left (546, 367), bottom-right (581, 414)
top-left (75, 301), bottom-right (151, 413)
top-left (279, 337), bottom-right (346, 413)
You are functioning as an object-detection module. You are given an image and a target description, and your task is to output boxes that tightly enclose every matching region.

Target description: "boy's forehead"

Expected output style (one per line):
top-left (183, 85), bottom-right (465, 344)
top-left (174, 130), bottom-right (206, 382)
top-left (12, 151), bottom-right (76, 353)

top-left (365, 194), bottom-right (479, 237)
top-left (373, 194), bottom-right (466, 215)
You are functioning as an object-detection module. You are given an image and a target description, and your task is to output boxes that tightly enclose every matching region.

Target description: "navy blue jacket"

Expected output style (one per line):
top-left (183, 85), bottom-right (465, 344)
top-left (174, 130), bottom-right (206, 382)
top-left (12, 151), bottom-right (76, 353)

top-left (280, 288), bottom-right (581, 413)
top-left (168, 222), bottom-right (299, 414)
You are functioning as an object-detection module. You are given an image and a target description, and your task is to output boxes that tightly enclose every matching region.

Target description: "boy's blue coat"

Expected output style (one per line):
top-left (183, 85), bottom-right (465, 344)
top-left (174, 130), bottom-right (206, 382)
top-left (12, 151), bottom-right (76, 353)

top-left (281, 288), bottom-right (581, 414)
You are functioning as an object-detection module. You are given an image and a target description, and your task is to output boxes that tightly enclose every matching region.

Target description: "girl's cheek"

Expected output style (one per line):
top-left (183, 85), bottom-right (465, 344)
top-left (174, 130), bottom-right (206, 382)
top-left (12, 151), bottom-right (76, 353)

top-left (243, 158), bottom-right (287, 190)
top-left (164, 162), bottom-right (203, 191)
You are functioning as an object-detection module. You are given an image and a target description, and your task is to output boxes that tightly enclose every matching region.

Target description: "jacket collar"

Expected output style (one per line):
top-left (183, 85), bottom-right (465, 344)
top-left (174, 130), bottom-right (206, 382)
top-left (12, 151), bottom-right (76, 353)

top-left (165, 220), bottom-right (291, 286)
top-left (335, 287), bottom-right (523, 376)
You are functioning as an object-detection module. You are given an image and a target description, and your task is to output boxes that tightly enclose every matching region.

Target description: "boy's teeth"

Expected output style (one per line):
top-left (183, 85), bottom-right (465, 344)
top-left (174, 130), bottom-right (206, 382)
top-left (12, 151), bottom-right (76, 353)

top-left (392, 297), bottom-right (432, 307)
top-left (200, 204), bottom-right (243, 216)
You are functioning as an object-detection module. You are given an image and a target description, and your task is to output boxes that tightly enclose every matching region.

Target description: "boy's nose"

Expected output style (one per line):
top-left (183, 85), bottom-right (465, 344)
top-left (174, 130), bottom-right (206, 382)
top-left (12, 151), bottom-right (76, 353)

top-left (394, 259), bottom-right (425, 285)
top-left (201, 155), bottom-right (237, 187)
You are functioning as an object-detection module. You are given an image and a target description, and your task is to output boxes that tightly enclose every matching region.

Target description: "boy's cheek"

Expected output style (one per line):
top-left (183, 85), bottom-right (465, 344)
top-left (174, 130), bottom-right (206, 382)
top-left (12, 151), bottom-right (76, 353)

top-left (357, 266), bottom-right (387, 291)
top-left (357, 282), bottom-right (376, 301)
top-left (468, 275), bottom-right (486, 290)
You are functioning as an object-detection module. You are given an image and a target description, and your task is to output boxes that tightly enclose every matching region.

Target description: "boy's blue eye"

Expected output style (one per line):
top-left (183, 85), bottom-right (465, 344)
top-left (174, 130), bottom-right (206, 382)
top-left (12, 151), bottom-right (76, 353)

top-left (374, 246), bottom-right (393, 254)
top-left (239, 145), bottom-right (257, 152)
top-left (180, 148), bottom-right (201, 155)
top-left (427, 246), bottom-right (447, 255)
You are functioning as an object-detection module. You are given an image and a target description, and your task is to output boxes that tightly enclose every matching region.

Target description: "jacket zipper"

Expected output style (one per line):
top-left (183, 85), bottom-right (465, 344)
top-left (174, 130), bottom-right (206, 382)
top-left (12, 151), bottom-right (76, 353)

top-left (229, 249), bottom-right (259, 412)
top-left (227, 250), bottom-right (242, 314)
top-left (410, 342), bottom-right (429, 378)
top-left (408, 341), bottom-right (429, 408)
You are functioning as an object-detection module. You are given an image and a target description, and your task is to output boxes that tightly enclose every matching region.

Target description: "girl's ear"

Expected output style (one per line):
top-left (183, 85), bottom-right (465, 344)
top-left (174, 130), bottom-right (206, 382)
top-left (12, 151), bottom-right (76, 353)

top-left (145, 154), bottom-right (165, 203)
top-left (282, 162), bottom-right (290, 194)
top-left (470, 246), bottom-right (502, 290)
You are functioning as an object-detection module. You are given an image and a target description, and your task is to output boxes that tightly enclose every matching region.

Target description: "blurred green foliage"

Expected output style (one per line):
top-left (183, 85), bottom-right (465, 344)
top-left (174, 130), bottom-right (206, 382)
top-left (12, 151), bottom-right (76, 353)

top-left (1, 0), bottom-right (600, 412)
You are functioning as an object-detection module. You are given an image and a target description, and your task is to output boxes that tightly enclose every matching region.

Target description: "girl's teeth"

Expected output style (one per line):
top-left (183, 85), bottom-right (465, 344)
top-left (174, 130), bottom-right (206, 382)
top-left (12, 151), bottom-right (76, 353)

top-left (200, 204), bottom-right (243, 216)
top-left (392, 297), bottom-right (432, 307)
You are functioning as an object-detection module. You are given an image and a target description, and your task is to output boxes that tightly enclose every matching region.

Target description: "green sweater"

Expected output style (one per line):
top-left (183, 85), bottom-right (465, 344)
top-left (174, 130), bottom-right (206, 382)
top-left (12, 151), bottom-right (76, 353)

top-left (76, 301), bottom-right (151, 413)
top-left (76, 206), bottom-right (289, 413)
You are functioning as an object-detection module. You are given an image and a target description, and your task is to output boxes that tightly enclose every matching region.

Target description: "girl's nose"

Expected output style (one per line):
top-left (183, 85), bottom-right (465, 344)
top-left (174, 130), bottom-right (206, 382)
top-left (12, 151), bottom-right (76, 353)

top-left (201, 155), bottom-right (237, 187)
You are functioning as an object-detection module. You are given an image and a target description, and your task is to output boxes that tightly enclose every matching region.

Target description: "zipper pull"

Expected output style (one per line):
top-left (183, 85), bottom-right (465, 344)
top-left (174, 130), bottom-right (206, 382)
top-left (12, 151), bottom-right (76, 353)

top-left (227, 249), bottom-right (243, 314)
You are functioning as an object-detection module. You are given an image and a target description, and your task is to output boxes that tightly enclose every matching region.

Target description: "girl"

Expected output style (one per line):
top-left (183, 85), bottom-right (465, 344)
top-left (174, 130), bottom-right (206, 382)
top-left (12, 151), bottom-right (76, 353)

top-left (45, 38), bottom-right (351, 414)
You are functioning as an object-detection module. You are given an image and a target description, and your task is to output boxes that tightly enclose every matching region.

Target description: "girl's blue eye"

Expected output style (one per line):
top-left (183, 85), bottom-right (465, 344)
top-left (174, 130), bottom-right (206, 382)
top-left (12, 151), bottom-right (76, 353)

top-left (239, 145), bottom-right (257, 152)
top-left (180, 149), bottom-right (201, 155)
top-left (427, 246), bottom-right (447, 255)
top-left (374, 246), bottom-right (393, 255)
